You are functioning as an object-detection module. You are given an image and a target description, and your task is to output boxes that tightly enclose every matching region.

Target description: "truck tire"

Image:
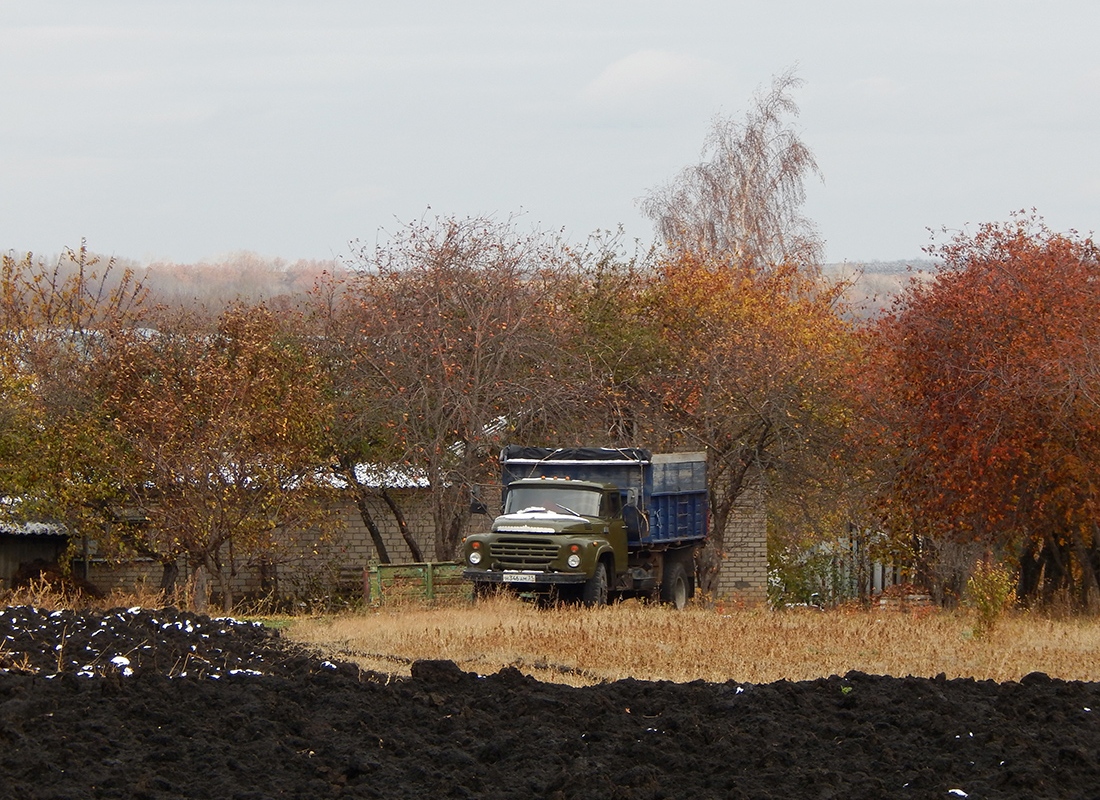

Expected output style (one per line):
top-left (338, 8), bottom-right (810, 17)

top-left (660, 559), bottom-right (691, 610)
top-left (582, 560), bottom-right (610, 606)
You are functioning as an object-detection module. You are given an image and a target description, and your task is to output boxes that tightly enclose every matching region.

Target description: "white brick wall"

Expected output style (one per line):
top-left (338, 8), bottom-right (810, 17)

top-left (81, 482), bottom-right (768, 607)
top-left (714, 499), bottom-right (768, 605)
top-left (83, 490), bottom-right (440, 606)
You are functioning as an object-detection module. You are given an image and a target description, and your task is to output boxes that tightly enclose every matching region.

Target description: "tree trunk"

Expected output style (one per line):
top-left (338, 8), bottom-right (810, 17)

top-left (221, 585), bottom-right (233, 613)
top-left (1016, 538), bottom-right (1042, 605)
top-left (1088, 523), bottom-right (1100, 613)
top-left (1073, 529), bottom-right (1100, 611)
top-left (912, 535), bottom-right (934, 599)
top-left (202, 550), bottom-right (235, 614)
top-left (338, 463), bottom-right (393, 564)
top-left (218, 564), bottom-right (234, 614)
top-left (381, 489), bottom-right (424, 562)
top-left (696, 541), bottom-right (722, 598)
top-left (433, 481), bottom-right (470, 561)
top-left (159, 560), bottom-right (179, 598)
top-left (444, 511), bottom-right (464, 562)
top-left (354, 489), bottom-right (392, 563)
top-left (192, 563), bottom-right (209, 612)
top-left (1040, 533), bottom-right (1069, 606)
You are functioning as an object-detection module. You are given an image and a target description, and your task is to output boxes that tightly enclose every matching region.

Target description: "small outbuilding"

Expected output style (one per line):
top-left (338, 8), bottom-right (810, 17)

top-left (0, 521), bottom-right (68, 591)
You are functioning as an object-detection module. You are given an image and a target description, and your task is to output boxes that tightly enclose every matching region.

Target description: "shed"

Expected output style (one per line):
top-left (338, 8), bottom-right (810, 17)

top-left (0, 521), bottom-right (69, 591)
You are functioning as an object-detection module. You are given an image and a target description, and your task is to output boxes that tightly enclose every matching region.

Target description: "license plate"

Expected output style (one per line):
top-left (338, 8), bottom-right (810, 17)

top-left (502, 572), bottom-right (537, 583)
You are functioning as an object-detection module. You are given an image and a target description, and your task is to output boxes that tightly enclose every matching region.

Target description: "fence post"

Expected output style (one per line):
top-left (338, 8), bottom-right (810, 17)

top-left (425, 562), bottom-right (435, 600)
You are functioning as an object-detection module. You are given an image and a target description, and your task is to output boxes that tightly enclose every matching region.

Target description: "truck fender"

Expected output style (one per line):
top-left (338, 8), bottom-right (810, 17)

top-left (591, 541), bottom-right (617, 573)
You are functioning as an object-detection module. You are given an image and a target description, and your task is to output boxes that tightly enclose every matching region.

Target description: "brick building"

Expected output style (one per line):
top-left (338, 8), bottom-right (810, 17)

top-left (68, 481), bottom-right (768, 607)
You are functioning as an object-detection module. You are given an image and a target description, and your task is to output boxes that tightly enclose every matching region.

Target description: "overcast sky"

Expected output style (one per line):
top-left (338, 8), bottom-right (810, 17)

top-left (2, 1), bottom-right (1098, 266)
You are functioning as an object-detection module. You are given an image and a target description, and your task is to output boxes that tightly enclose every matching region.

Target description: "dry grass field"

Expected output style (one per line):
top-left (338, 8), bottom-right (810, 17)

top-left (286, 595), bottom-right (1100, 686)
top-left (8, 578), bottom-right (1100, 687)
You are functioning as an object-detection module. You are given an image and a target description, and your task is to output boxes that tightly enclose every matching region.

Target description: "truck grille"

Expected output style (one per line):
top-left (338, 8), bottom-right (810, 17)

top-left (489, 537), bottom-right (558, 568)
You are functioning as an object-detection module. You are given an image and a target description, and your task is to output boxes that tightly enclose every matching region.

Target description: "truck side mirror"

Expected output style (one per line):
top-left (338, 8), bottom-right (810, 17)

top-left (470, 498), bottom-right (489, 515)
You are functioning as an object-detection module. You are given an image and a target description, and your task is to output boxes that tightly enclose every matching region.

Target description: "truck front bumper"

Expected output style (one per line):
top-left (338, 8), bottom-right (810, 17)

top-left (462, 569), bottom-right (588, 585)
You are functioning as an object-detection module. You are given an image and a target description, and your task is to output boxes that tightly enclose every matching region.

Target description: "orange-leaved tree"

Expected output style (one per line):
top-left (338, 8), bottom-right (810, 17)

top-left (636, 68), bottom-right (866, 598)
top-left (643, 252), bottom-right (860, 593)
top-left (873, 214), bottom-right (1100, 607)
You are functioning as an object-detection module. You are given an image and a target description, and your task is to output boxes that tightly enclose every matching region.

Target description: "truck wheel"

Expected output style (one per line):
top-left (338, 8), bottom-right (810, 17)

top-left (660, 560), bottom-right (690, 610)
top-left (582, 561), bottom-right (609, 606)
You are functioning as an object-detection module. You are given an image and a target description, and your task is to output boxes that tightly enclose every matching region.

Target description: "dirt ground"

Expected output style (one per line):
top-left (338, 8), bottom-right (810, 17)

top-left (2, 605), bottom-right (1100, 799)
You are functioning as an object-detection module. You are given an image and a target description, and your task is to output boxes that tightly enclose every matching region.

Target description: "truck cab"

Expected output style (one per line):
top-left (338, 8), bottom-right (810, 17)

top-left (462, 478), bottom-right (627, 603)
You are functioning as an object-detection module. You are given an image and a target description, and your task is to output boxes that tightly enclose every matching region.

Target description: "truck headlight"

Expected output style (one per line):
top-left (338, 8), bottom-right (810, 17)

top-left (468, 551), bottom-right (482, 565)
top-left (567, 554), bottom-right (581, 568)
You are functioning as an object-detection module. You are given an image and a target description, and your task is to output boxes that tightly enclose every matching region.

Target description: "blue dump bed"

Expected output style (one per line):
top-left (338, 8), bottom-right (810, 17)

top-left (499, 446), bottom-right (708, 547)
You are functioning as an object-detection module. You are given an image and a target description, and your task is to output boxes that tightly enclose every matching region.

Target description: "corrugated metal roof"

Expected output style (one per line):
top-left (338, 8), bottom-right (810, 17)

top-left (322, 463), bottom-right (431, 490)
top-left (0, 520), bottom-right (67, 537)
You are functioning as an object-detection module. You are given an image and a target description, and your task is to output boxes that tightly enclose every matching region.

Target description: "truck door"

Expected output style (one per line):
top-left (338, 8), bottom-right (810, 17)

top-left (604, 490), bottom-right (628, 575)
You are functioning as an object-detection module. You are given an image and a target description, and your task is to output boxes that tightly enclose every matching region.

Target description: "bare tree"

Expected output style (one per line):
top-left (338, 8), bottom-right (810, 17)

top-left (640, 68), bottom-right (823, 269)
top-left (308, 269), bottom-right (423, 565)
top-left (553, 231), bottom-right (661, 445)
top-left (345, 216), bottom-right (577, 559)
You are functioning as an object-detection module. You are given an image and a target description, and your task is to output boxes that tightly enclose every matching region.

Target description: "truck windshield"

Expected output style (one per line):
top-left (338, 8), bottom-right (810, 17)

top-left (505, 486), bottom-right (603, 517)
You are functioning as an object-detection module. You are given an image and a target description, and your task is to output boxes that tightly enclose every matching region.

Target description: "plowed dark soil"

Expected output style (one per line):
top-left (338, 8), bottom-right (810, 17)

top-left (2, 606), bottom-right (1100, 799)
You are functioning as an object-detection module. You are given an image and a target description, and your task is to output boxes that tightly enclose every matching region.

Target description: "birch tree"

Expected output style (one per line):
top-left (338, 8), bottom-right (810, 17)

top-left (640, 68), bottom-right (823, 270)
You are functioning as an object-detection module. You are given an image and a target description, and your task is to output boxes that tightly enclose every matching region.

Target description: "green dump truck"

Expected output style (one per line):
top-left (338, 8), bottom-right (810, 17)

top-left (462, 446), bottom-right (708, 608)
